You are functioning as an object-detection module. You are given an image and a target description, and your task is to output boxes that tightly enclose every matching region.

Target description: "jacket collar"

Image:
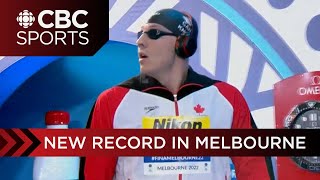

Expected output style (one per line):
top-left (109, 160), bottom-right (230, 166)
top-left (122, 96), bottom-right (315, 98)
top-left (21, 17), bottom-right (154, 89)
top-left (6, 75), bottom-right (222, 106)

top-left (139, 66), bottom-right (201, 90)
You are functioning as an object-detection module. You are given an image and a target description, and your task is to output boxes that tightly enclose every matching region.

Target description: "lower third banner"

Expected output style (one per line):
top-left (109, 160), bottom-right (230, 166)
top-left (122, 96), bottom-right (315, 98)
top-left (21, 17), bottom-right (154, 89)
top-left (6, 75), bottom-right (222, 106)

top-left (0, 129), bottom-right (319, 157)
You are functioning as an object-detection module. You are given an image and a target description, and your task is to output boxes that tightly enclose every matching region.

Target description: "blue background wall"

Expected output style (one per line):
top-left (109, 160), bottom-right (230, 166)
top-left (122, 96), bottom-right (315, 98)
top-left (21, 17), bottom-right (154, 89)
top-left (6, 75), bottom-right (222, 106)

top-left (0, 41), bottom-right (139, 180)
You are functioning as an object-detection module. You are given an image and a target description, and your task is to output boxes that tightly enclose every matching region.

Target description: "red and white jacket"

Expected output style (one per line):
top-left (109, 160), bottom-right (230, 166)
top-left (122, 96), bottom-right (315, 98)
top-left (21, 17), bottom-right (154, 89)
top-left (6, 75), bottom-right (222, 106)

top-left (82, 68), bottom-right (274, 180)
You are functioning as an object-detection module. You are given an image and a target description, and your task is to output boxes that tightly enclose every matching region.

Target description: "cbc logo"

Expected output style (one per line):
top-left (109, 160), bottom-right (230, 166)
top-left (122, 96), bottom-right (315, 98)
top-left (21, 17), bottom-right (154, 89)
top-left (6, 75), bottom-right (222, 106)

top-left (16, 10), bottom-right (88, 29)
top-left (16, 10), bottom-right (36, 28)
top-left (16, 9), bottom-right (89, 46)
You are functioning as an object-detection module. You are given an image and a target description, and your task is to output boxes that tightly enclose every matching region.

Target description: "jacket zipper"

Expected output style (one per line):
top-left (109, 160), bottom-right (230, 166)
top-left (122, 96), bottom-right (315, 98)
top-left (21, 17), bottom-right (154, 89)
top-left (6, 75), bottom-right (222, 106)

top-left (173, 94), bottom-right (182, 180)
top-left (142, 83), bottom-right (203, 180)
top-left (173, 94), bottom-right (179, 116)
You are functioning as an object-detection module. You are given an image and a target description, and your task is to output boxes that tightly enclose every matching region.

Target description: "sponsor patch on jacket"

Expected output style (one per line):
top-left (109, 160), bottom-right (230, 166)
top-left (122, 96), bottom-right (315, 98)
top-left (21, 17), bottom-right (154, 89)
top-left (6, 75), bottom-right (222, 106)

top-left (142, 116), bottom-right (211, 175)
top-left (142, 116), bottom-right (210, 129)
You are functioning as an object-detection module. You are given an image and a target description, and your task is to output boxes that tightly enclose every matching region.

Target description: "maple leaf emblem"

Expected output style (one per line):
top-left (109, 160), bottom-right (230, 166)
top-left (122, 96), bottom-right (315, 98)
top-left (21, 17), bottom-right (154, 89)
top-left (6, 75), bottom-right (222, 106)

top-left (194, 104), bottom-right (205, 115)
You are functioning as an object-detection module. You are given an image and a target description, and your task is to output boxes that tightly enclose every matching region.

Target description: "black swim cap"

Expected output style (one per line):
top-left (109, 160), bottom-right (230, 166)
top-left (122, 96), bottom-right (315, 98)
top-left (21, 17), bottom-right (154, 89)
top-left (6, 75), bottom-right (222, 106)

top-left (147, 9), bottom-right (198, 58)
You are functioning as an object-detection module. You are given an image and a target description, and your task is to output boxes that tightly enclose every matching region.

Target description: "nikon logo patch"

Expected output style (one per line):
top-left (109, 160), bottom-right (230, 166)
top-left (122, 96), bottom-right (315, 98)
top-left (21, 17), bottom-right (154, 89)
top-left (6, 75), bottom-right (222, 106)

top-left (142, 116), bottom-right (210, 129)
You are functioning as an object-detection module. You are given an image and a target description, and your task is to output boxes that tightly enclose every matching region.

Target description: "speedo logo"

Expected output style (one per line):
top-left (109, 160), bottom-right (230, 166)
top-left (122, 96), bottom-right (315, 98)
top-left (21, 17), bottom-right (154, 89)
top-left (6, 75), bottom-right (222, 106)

top-left (142, 116), bottom-right (210, 129)
top-left (153, 118), bottom-right (202, 129)
top-left (144, 106), bottom-right (159, 113)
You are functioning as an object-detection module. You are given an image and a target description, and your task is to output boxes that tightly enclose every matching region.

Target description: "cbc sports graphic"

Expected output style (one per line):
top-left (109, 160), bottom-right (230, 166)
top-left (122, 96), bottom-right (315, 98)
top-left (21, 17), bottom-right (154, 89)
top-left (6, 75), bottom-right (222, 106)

top-left (15, 9), bottom-right (89, 46)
